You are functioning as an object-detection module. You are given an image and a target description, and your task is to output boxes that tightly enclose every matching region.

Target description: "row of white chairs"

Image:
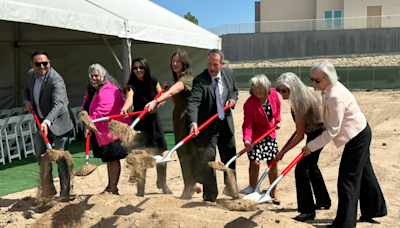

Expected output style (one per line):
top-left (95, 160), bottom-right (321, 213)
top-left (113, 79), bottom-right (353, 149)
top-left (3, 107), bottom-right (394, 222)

top-left (0, 107), bottom-right (28, 119)
top-left (0, 106), bottom-right (85, 165)
top-left (0, 114), bottom-right (36, 165)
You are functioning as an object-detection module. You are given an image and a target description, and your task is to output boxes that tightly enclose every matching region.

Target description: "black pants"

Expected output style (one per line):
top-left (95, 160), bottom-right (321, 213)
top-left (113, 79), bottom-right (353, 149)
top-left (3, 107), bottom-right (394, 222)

top-left (194, 118), bottom-right (236, 200)
top-left (332, 123), bottom-right (387, 228)
top-left (296, 128), bottom-right (331, 213)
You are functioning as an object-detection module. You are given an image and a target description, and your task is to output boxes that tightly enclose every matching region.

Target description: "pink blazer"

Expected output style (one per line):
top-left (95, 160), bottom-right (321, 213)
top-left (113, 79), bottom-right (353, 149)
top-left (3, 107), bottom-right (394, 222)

top-left (242, 88), bottom-right (281, 142)
top-left (82, 81), bottom-right (132, 147)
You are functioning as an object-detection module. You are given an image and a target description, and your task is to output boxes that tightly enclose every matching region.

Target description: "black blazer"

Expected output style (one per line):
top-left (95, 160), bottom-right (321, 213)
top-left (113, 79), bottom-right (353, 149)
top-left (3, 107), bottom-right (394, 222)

top-left (187, 68), bottom-right (238, 146)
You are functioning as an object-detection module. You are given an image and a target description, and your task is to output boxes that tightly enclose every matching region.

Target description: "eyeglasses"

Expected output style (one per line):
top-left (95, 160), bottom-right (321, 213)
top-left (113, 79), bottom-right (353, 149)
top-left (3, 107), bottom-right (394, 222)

top-left (310, 77), bottom-right (322, 84)
top-left (276, 88), bottom-right (288, 94)
top-left (132, 66), bottom-right (145, 71)
top-left (33, 62), bottom-right (49, 67)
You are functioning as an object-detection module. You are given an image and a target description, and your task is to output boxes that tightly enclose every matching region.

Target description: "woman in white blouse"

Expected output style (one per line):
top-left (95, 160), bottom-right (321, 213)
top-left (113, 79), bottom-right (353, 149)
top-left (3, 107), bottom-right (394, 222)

top-left (302, 62), bottom-right (387, 228)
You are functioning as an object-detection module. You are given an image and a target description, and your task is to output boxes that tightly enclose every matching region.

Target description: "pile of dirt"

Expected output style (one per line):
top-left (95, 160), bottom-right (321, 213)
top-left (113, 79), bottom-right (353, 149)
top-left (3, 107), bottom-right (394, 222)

top-left (75, 164), bottom-right (97, 177)
top-left (108, 120), bottom-right (140, 151)
top-left (39, 149), bottom-right (74, 199)
top-left (209, 161), bottom-right (239, 199)
top-left (126, 149), bottom-right (156, 184)
top-left (78, 111), bottom-right (98, 134)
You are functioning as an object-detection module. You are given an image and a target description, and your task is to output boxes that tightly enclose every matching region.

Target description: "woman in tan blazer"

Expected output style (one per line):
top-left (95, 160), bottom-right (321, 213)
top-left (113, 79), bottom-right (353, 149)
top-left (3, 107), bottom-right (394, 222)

top-left (302, 62), bottom-right (387, 228)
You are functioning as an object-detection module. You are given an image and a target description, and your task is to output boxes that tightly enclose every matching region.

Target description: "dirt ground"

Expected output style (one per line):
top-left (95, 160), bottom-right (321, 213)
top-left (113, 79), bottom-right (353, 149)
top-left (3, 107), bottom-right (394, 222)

top-left (1, 90), bottom-right (399, 228)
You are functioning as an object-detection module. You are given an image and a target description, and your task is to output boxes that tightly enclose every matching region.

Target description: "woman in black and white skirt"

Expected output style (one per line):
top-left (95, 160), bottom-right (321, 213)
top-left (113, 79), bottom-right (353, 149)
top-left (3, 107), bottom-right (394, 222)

top-left (241, 74), bottom-right (282, 204)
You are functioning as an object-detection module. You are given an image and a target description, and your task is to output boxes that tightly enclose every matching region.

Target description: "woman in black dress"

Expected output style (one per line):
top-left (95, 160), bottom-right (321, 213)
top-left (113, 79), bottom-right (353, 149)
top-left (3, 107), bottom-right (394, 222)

top-left (121, 57), bottom-right (172, 196)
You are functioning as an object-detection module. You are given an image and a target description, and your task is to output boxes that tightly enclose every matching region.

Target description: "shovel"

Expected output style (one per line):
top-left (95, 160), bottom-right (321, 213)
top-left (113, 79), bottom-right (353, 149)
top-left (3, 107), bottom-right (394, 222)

top-left (243, 131), bottom-right (296, 201)
top-left (154, 104), bottom-right (230, 164)
top-left (31, 109), bottom-right (52, 150)
top-left (208, 126), bottom-right (278, 198)
top-left (92, 111), bottom-right (142, 123)
top-left (130, 85), bottom-right (168, 129)
top-left (75, 135), bottom-right (97, 176)
top-left (254, 129), bottom-right (325, 203)
top-left (224, 126), bottom-right (278, 168)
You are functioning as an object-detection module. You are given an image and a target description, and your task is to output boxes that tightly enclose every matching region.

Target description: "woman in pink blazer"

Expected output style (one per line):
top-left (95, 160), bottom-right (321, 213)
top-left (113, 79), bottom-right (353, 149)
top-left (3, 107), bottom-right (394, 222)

top-left (241, 74), bottom-right (282, 204)
top-left (82, 63), bottom-right (132, 195)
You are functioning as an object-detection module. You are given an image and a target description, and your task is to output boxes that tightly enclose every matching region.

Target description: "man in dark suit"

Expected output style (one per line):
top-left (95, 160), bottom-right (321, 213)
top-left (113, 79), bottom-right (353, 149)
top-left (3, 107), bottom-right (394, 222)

top-left (187, 49), bottom-right (238, 202)
top-left (23, 51), bottom-right (75, 197)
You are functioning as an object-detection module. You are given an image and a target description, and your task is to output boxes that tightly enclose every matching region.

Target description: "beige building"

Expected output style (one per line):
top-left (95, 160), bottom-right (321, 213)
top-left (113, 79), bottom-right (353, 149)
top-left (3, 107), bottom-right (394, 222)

top-left (258, 0), bottom-right (400, 32)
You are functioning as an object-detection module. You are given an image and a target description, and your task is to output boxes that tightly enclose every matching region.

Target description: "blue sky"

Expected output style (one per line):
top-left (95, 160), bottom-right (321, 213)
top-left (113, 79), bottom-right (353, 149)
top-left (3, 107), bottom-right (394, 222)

top-left (150, 0), bottom-right (256, 30)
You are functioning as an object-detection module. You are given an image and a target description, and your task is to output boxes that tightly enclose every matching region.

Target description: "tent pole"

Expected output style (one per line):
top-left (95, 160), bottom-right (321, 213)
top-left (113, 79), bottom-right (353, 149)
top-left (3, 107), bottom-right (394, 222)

top-left (101, 35), bottom-right (123, 70)
top-left (13, 23), bottom-right (20, 107)
top-left (122, 38), bottom-right (132, 84)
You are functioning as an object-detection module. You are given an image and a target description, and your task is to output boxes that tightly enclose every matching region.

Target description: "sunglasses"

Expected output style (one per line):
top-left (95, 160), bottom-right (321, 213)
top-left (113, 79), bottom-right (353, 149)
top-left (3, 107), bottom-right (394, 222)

top-left (132, 66), bottom-right (145, 71)
top-left (310, 77), bottom-right (322, 84)
top-left (33, 62), bottom-right (49, 67)
top-left (275, 88), bottom-right (288, 94)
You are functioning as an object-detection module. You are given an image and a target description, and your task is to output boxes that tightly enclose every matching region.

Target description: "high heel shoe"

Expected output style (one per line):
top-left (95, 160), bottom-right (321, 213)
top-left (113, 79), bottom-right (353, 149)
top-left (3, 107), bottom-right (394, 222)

top-left (293, 211), bottom-right (316, 222)
top-left (314, 203), bottom-right (331, 210)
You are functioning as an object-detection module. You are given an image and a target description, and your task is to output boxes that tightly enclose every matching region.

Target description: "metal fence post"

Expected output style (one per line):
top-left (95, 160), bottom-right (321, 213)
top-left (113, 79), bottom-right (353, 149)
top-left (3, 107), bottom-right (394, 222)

top-left (373, 67), bottom-right (375, 88)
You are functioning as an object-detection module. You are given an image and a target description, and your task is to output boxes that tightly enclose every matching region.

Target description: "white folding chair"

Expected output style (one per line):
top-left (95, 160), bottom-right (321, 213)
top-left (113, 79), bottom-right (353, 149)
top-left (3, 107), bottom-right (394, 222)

top-left (71, 106), bottom-right (83, 132)
top-left (0, 109), bottom-right (12, 119)
top-left (18, 114), bottom-right (35, 158)
top-left (4, 116), bottom-right (22, 163)
top-left (0, 118), bottom-right (8, 165)
top-left (10, 107), bottom-right (23, 116)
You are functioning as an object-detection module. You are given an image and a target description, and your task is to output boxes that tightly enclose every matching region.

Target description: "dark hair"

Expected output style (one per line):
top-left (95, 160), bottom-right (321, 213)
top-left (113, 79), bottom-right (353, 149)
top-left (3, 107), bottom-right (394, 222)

top-left (171, 49), bottom-right (193, 82)
top-left (127, 57), bottom-right (154, 94)
top-left (207, 49), bottom-right (224, 63)
top-left (31, 51), bottom-right (49, 61)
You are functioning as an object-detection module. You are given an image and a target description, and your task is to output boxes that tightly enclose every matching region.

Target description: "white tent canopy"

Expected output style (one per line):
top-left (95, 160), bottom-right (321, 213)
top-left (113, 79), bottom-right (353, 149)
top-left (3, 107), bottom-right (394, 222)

top-left (0, 0), bottom-right (221, 131)
top-left (0, 0), bottom-right (220, 49)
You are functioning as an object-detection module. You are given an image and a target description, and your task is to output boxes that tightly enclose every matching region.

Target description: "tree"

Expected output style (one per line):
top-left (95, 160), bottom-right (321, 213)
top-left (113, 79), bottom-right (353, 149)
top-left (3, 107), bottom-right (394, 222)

top-left (184, 12), bottom-right (198, 25)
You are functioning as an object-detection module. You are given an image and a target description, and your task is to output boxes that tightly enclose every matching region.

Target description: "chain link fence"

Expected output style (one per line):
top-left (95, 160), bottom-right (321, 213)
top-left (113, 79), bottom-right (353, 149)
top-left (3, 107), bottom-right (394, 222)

top-left (234, 66), bottom-right (400, 90)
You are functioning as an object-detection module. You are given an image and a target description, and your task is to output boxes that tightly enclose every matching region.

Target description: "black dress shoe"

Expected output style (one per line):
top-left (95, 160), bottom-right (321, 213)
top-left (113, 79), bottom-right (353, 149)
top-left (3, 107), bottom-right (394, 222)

top-left (272, 200), bottom-right (281, 205)
top-left (203, 196), bottom-right (216, 202)
top-left (315, 203), bottom-right (331, 210)
top-left (293, 211), bottom-right (316, 222)
top-left (359, 216), bottom-right (381, 224)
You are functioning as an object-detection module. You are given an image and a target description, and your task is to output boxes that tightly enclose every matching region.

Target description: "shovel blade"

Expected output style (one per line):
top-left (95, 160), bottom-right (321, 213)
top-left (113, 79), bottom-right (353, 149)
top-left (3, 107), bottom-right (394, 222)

top-left (257, 194), bottom-right (275, 204)
top-left (153, 155), bottom-right (176, 164)
top-left (243, 191), bottom-right (263, 201)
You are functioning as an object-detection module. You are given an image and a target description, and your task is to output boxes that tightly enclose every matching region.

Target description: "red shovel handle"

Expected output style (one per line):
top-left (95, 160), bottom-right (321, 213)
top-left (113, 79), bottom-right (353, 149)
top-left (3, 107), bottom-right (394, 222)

top-left (30, 109), bottom-right (51, 145)
top-left (109, 111), bottom-right (141, 120)
top-left (86, 135), bottom-right (90, 156)
top-left (181, 104), bottom-right (230, 144)
top-left (137, 85), bottom-right (168, 120)
top-left (237, 126), bottom-right (278, 156)
top-left (281, 128), bottom-right (325, 176)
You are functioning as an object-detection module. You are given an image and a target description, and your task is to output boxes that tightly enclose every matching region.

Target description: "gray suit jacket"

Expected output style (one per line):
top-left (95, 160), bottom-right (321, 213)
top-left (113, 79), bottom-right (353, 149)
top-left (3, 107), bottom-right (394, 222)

top-left (23, 67), bottom-right (74, 136)
top-left (187, 68), bottom-right (238, 146)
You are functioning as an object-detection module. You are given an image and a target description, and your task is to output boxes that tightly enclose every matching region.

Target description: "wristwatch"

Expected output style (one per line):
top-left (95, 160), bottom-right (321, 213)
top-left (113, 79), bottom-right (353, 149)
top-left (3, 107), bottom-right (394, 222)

top-left (156, 99), bottom-right (160, 106)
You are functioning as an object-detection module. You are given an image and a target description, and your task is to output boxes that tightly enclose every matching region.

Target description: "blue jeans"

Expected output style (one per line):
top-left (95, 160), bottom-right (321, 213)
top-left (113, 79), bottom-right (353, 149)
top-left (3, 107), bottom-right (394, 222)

top-left (34, 130), bottom-right (72, 196)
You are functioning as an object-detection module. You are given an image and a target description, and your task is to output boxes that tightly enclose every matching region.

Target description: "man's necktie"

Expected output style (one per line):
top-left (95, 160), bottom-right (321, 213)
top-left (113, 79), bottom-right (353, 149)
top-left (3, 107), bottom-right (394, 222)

top-left (215, 77), bottom-right (225, 120)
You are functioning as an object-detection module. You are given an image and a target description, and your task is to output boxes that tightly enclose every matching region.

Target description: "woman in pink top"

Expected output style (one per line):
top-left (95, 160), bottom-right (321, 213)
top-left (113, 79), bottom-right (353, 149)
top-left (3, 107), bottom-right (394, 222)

top-left (241, 74), bottom-right (282, 204)
top-left (82, 63), bottom-right (132, 195)
top-left (303, 62), bottom-right (387, 228)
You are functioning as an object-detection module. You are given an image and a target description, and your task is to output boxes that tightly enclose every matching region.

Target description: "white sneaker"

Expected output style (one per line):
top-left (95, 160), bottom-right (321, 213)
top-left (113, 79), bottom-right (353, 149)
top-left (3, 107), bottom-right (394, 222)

top-left (239, 185), bottom-right (255, 194)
